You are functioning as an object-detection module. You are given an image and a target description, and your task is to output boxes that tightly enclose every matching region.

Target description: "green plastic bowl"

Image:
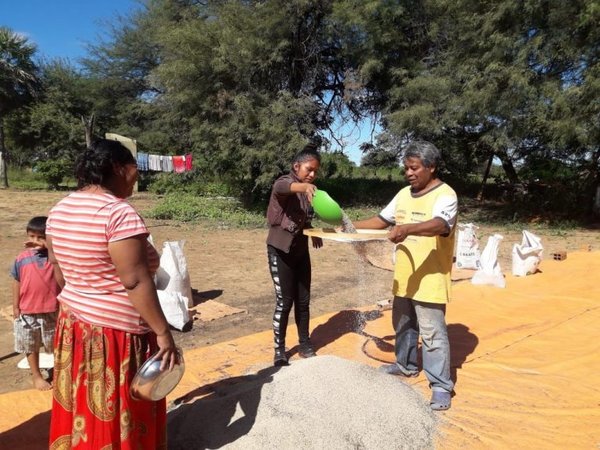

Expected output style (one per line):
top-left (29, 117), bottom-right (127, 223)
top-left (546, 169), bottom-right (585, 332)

top-left (312, 190), bottom-right (343, 225)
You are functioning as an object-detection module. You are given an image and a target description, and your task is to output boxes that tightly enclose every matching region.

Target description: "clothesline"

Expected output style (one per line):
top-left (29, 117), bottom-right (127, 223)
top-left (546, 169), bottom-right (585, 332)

top-left (136, 153), bottom-right (193, 173)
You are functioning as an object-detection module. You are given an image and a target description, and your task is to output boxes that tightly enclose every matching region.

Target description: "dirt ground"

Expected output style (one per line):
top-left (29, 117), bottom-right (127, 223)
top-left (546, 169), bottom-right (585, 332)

top-left (0, 189), bottom-right (598, 394)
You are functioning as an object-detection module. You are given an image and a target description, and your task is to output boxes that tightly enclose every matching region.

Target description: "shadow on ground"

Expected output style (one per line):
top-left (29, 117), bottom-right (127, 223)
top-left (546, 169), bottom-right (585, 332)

top-left (167, 365), bottom-right (281, 450)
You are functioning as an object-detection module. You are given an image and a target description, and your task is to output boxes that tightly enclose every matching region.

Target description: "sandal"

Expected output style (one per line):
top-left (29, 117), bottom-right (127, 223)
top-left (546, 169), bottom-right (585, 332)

top-left (430, 390), bottom-right (451, 411)
top-left (378, 363), bottom-right (419, 377)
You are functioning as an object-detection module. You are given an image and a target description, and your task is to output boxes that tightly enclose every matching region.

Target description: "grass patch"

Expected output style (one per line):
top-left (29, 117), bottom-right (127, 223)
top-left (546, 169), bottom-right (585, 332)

top-left (147, 194), bottom-right (386, 229)
top-left (7, 167), bottom-right (49, 190)
top-left (7, 167), bottom-right (76, 190)
top-left (147, 194), bottom-right (266, 228)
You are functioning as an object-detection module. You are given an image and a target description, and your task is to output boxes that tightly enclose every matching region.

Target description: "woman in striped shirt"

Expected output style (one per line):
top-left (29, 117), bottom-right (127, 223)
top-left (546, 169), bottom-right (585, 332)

top-left (46, 139), bottom-right (178, 449)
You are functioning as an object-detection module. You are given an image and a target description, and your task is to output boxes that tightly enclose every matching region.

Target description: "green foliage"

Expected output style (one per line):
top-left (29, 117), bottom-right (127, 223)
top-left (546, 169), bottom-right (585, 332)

top-left (35, 159), bottom-right (73, 190)
top-left (319, 151), bottom-right (356, 178)
top-left (2, 1), bottom-right (600, 218)
top-left (518, 156), bottom-right (577, 184)
top-left (22, 61), bottom-right (89, 158)
top-left (146, 194), bottom-right (266, 228)
top-left (317, 177), bottom-right (404, 207)
top-left (0, 27), bottom-right (38, 115)
top-left (360, 145), bottom-right (400, 169)
top-left (6, 166), bottom-right (49, 190)
top-left (150, 0), bottom-right (360, 202)
top-left (0, 26), bottom-right (39, 187)
top-left (146, 170), bottom-right (236, 197)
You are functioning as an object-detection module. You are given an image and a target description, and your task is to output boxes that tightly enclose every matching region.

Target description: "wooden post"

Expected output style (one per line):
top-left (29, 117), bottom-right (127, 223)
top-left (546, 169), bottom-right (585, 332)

top-left (105, 133), bottom-right (138, 193)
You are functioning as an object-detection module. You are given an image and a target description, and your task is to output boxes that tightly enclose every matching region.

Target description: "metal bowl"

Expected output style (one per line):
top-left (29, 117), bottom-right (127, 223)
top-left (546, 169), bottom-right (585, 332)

top-left (130, 349), bottom-right (185, 401)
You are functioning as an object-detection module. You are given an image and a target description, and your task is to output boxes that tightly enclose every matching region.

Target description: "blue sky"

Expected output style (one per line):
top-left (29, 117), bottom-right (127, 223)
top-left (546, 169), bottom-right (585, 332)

top-left (2, 0), bottom-right (374, 164)
top-left (1, 0), bottom-right (139, 61)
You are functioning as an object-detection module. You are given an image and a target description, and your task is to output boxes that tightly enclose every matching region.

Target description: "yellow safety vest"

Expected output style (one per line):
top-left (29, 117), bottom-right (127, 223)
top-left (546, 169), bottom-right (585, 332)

top-left (392, 183), bottom-right (456, 303)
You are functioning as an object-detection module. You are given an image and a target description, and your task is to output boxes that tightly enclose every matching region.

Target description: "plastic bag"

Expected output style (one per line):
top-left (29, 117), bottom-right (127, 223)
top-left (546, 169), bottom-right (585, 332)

top-left (512, 230), bottom-right (543, 276)
top-left (155, 240), bottom-right (193, 308)
top-left (157, 290), bottom-right (190, 331)
top-left (471, 234), bottom-right (506, 288)
top-left (455, 223), bottom-right (481, 269)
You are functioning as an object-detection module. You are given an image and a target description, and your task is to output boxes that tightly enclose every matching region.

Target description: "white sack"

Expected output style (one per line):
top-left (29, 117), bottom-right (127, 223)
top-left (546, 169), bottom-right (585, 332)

top-left (155, 240), bottom-right (193, 307)
top-left (157, 290), bottom-right (190, 331)
top-left (512, 230), bottom-right (543, 276)
top-left (455, 223), bottom-right (481, 269)
top-left (471, 234), bottom-right (506, 288)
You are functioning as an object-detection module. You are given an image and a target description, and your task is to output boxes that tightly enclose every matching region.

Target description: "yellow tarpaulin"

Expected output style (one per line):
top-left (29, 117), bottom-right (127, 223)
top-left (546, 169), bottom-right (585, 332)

top-left (0, 252), bottom-right (598, 449)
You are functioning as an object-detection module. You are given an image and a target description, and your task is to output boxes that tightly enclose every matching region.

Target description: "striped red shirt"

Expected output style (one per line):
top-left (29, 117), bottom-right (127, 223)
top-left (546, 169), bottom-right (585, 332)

top-left (46, 191), bottom-right (160, 333)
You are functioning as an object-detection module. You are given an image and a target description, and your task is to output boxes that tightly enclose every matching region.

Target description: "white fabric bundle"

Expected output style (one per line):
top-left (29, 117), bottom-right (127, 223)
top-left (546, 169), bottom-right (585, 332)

top-left (471, 234), bottom-right (506, 288)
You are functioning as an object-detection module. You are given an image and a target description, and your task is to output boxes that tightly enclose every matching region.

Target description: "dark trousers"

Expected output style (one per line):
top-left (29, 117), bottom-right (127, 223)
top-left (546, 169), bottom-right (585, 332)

top-left (267, 245), bottom-right (311, 350)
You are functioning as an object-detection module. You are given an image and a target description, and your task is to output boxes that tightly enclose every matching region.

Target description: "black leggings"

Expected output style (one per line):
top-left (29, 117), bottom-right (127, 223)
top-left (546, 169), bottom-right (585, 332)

top-left (267, 245), bottom-right (311, 350)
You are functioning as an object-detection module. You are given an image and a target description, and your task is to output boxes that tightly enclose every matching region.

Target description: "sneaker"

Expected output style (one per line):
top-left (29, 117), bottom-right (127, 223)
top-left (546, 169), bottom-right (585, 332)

top-left (378, 363), bottom-right (419, 377)
top-left (298, 343), bottom-right (317, 358)
top-left (274, 348), bottom-right (289, 366)
top-left (430, 390), bottom-right (452, 411)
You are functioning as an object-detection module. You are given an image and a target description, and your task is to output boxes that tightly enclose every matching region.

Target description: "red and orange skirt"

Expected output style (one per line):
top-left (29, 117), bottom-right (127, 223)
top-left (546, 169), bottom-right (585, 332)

top-left (49, 309), bottom-right (167, 449)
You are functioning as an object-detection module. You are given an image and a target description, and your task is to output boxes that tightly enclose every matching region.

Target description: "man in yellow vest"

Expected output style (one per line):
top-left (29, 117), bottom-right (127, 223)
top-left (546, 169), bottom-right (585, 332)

top-left (353, 140), bottom-right (457, 410)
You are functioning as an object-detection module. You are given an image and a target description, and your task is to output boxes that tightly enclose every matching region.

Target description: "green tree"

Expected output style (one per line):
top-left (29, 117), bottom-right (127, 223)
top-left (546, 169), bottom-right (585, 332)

top-left (431, 0), bottom-right (599, 208)
top-left (27, 61), bottom-right (91, 156)
top-left (320, 150), bottom-right (355, 177)
top-left (74, 0), bottom-right (212, 173)
top-left (348, 0), bottom-right (598, 211)
top-left (4, 59), bottom-right (109, 185)
top-left (0, 27), bottom-right (38, 188)
top-left (152, 0), bottom-right (349, 202)
top-left (41, 0), bottom-right (599, 217)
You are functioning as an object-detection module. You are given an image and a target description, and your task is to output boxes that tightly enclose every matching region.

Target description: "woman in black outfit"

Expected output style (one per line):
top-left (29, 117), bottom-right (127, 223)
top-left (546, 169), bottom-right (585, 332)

top-left (266, 144), bottom-right (323, 366)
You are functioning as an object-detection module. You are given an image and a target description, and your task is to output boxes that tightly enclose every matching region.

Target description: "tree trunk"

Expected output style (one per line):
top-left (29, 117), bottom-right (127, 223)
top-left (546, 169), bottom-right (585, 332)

top-left (0, 119), bottom-right (8, 188)
top-left (477, 152), bottom-right (494, 202)
top-left (593, 186), bottom-right (600, 216)
top-left (82, 113), bottom-right (95, 149)
top-left (496, 148), bottom-right (519, 184)
top-left (591, 149), bottom-right (600, 216)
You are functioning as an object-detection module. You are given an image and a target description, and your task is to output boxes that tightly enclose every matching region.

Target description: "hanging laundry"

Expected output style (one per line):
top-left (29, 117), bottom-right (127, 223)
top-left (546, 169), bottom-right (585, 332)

top-left (148, 154), bottom-right (161, 171)
top-left (160, 155), bottom-right (174, 172)
top-left (184, 153), bottom-right (193, 171)
top-left (173, 156), bottom-right (186, 173)
top-left (136, 152), bottom-right (149, 171)
top-left (144, 153), bottom-right (189, 173)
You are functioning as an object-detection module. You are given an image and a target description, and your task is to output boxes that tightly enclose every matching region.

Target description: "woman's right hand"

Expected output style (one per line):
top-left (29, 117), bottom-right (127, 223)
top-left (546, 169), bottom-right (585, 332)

top-left (155, 332), bottom-right (178, 371)
top-left (304, 183), bottom-right (317, 202)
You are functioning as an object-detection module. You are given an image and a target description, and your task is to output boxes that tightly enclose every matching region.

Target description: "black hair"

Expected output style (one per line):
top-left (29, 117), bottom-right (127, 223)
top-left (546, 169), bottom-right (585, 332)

top-left (74, 138), bottom-right (136, 189)
top-left (26, 216), bottom-right (47, 234)
top-left (292, 142), bottom-right (321, 166)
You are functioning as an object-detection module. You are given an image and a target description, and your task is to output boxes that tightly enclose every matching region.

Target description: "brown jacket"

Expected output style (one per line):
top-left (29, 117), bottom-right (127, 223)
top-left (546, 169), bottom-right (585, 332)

top-left (266, 172), bottom-right (312, 253)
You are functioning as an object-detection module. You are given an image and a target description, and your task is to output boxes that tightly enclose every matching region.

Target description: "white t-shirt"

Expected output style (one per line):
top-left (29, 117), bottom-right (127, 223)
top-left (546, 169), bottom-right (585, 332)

top-left (379, 187), bottom-right (458, 229)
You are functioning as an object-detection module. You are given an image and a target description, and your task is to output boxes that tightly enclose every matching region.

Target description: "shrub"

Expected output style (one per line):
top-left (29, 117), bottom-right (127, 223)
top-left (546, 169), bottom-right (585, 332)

top-left (316, 177), bottom-right (405, 207)
top-left (35, 159), bottom-right (72, 190)
top-left (147, 194), bottom-right (266, 228)
top-left (7, 166), bottom-right (48, 190)
top-left (146, 169), bottom-right (236, 197)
